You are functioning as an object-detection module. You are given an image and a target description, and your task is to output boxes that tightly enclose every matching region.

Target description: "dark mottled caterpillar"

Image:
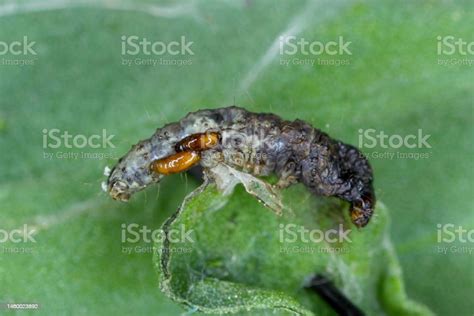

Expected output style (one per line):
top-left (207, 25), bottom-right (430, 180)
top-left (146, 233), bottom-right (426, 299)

top-left (105, 106), bottom-right (375, 227)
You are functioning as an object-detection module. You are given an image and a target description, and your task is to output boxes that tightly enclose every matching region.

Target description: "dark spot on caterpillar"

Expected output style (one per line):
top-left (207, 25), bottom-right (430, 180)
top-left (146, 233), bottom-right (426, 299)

top-left (209, 112), bottom-right (224, 123)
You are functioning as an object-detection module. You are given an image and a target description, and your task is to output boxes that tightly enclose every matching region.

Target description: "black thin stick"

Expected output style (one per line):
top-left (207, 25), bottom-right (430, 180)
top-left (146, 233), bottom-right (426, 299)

top-left (306, 274), bottom-right (365, 316)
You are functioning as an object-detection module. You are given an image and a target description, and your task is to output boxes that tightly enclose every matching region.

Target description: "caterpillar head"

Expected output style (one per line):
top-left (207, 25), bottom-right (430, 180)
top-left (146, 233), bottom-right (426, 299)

top-left (349, 192), bottom-right (375, 228)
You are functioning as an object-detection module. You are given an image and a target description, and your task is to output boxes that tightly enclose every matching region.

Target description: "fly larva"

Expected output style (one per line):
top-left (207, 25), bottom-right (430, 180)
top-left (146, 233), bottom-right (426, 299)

top-left (104, 106), bottom-right (375, 227)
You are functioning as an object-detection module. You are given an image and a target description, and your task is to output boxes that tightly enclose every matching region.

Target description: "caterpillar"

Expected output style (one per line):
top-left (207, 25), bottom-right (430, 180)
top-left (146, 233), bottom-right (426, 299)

top-left (104, 106), bottom-right (375, 227)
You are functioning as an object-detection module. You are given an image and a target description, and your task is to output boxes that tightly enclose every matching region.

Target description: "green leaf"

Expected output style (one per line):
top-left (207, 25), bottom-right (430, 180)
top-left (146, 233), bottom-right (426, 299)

top-left (154, 181), bottom-right (433, 315)
top-left (1, 0), bottom-right (472, 314)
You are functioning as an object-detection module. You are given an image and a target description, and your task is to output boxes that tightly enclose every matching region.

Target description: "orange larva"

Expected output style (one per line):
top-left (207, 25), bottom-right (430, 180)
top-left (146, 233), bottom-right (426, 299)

top-left (150, 151), bottom-right (201, 175)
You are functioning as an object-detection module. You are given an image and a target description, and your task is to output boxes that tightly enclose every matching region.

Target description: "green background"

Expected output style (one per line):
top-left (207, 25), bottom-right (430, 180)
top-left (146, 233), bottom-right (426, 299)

top-left (0, 0), bottom-right (472, 315)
